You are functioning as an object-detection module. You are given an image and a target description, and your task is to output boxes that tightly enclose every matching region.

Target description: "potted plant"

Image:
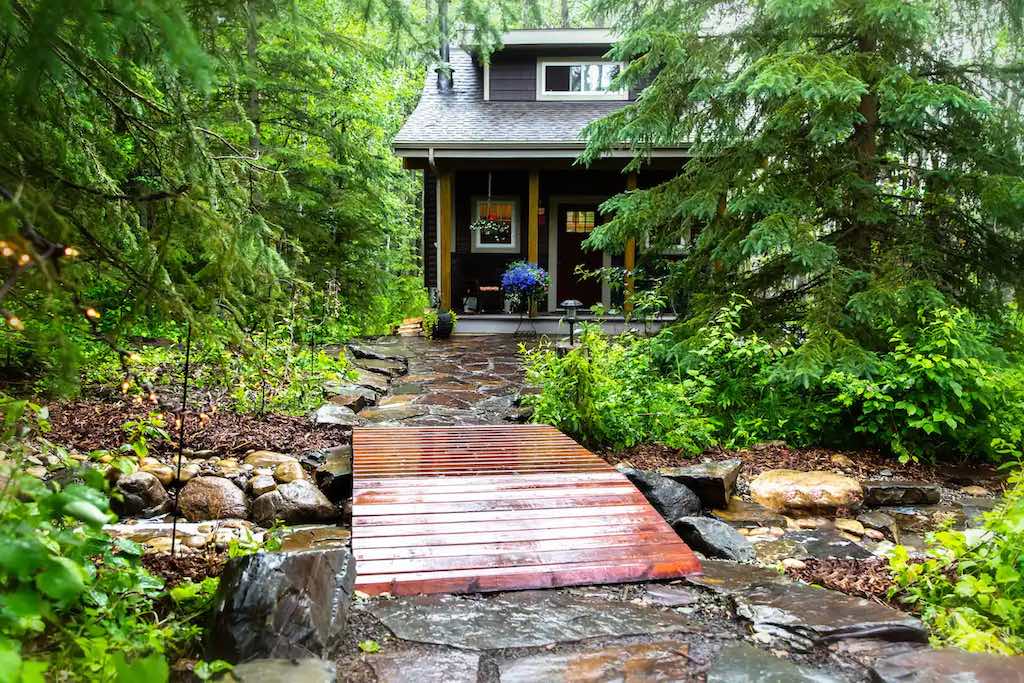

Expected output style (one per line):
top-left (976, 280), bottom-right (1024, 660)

top-left (422, 309), bottom-right (457, 339)
top-left (501, 261), bottom-right (550, 317)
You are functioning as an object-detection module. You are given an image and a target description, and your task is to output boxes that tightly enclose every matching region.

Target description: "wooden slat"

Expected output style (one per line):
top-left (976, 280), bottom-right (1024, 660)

top-left (351, 425), bottom-right (700, 595)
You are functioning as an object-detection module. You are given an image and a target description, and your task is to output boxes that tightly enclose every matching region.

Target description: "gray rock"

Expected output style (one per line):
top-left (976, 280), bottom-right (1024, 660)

top-left (617, 466), bottom-right (701, 520)
top-left (707, 643), bottom-right (843, 682)
top-left (658, 459), bottom-right (741, 509)
top-left (354, 358), bottom-right (407, 378)
top-left (178, 476), bottom-right (248, 521)
top-left (871, 647), bottom-right (1024, 682)
top-left (500, 639), bottom-right (705, 683)
top-left (311, 404), bottom-right (361, 427)
top-left (314, 445), bottom-right (352, 503)
top-left (784, 529), bottom-right (874, 560)
top-left (350, 368), bottom-right (389, 394)
top-left (673, 516), bottom-right (755, 562)
top-left (278, 525), bottom-right (351, 552)
top-left (229, 658), bottom-right (337, 682)
top-left (689, 560), bottom-right (927, 650)
top-left (347, 343), bottom-right (405, 363)
top-left (710, 499), bottom-right (786, 528)
top-left (323, 380), bottom-right (378, 403)
top-left (643, 584), bottom-right (701, 607)
top-left (210, 549), bottom-right (355, 661)
top-left (368, 590), bottom-right (693, 651)
top-left (863, 480), bottom-right (940, 507)
top-left (252, 479), bottom-right (337, 526)
top-left (114, 471), bottom-right (171, 518)
top-left (370, 649), bottom-right (479, 683)
top-left (857, 510), bottom-right (896, 532)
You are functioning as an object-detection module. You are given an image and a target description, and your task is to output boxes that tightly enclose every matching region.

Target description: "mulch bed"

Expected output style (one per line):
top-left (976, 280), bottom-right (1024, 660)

top-left (784, 558), bottom-right (899, 605)
top-left (602, 442), bottom-right (1002, 487)
top-left (46, 400), bottom-right (349, 457)
top-left (142, 551), bottom-right (227, 587)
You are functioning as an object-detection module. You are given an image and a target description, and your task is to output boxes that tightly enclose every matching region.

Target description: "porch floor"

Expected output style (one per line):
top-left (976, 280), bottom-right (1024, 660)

top-left (453, 312), bottom-right (675, 335)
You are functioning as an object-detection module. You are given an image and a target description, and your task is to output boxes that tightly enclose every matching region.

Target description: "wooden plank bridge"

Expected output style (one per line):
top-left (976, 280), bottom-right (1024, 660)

top-left (351, 424), bottom-right (701, 595)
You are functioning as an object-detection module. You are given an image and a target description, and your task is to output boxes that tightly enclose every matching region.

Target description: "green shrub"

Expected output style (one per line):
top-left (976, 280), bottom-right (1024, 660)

top-left (889, 468), bottom-right (1024, 654)
top-left (521, 325), bottom-right (716, 452)
top-left (0, 397), bottom-right (207, 681)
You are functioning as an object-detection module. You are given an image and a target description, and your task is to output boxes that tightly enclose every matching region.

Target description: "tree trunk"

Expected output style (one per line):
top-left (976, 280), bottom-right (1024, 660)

top-left (561, 0), bottom-right (569, 27)
top-left (246, 0), bottom-right (260, 159)
top-left (849, 35), bottom-right (879, 264)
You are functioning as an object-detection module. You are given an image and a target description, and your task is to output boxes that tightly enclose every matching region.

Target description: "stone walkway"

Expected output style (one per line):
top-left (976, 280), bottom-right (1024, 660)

top-left (287, 336), bottom-right (1024, 683)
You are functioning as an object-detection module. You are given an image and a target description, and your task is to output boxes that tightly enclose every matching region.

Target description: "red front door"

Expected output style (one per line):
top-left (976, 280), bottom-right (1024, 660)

top-left (557, 204), bottom-right (604, 307)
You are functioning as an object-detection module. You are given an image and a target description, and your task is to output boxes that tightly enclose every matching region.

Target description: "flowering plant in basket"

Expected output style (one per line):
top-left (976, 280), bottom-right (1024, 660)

top-left (501, 261), bottom-right (549, 313)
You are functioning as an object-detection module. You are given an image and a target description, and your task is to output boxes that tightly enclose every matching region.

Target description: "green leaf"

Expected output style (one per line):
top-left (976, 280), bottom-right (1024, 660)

top-left (358, 639), bottom-right (381, 653)
top-left (35, 557), bottom-right (89, 602)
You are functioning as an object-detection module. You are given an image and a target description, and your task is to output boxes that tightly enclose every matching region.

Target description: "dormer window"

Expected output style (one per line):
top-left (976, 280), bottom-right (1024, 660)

top-left (537, 59), bottom-right (627, 101)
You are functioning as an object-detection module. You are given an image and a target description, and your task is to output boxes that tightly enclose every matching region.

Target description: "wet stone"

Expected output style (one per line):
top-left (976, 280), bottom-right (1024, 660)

top-left (415, 392), bottom-right (475, 409)
top-left (347, 342), bottom-right (405, 363)
top-left (354, 358), bottom-right (407, 378)
top-left (863, 480), bottom-right (941, 507)
top-left (367, 591), bottom-right (694, 650)
top-left (114, 471), bottom-right (171, 518)
top-left (179, 476), bottom-right (248, 521)
top-left (324, 381), bottom-right (378, 403)
top-left (644, 583), bottom-right (702, 607)
top-left (658, 459), bottom-right (741, 509)
top-left (252, 480), bottom-right (337, 526)
top-left (210, 548), bottom-right (356, 661)
top-left (358, 405), bottom-right (428, 422)
top-left (228, 658), bottom-right (337, 683)
top-left (857, 510), bottom-right (896, 532)
top-left (312, 404), bottom-right (362, 427)
top-left (499, 640), bottom-right (700, 683)
top-left (871, 647), bottom-right (1024, 683)
top-left (278, 525), bottom-right (351, 552)
top-left (315, 445), bottom-right (352, 503)
top-left (689, 560), bottom-right (927, 650)
top-left (711, 499), bottom-right (786, 529)
top-left (327, 391), bottom-right (370, 412)
top-left (782, 529), bottom-right (874, 560)
top-left (369, 648), bottom-right (479, 683)
top-left (389, 382), bottom-right (425, 395)
top-left (753, 539), bottom-right (808, 564)
top-left (350, 368), bottom-right (390, 394)
top-left (618, 466), bottom-right (701, 520)
top-left (673, 516), bottom-right (754, 562)
top-left (706, 644), bottom-right (843, 683)
top-left (888, 505), bottom-right (966, 533)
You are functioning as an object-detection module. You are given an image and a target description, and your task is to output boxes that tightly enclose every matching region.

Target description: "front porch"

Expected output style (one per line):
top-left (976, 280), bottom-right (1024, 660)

top-left (454, 312), bottom-right (675, 336)
top-left (416, 160), bottom-right (679, 317)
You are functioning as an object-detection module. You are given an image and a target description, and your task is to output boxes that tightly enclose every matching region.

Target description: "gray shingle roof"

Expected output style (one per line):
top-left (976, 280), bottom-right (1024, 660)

top-left (392, 49), bottom-right (627, 148)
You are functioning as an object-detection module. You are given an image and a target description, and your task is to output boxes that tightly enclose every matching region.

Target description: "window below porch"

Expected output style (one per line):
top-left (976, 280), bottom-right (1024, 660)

top-left (471, 196), bottom-right (520, 253)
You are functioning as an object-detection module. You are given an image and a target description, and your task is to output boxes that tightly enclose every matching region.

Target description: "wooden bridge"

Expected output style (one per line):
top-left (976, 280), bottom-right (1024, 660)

top-left (351, 424), bottom-right (701, 595)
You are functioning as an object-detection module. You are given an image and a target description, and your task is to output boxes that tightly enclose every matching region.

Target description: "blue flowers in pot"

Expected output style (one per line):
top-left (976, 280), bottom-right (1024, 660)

top-left (501, 261), bottom-right (550, 315)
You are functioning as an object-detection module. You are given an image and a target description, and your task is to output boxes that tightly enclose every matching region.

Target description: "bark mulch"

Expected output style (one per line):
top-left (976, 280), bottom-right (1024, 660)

top-left (46, 400), bottom-right (348, 457)
top-left (784, 557), bottom-right (899, 606)
top-left (602, 442), bottom-right (1002, 487)
top-left (142, 550), bottom-right (227, 587)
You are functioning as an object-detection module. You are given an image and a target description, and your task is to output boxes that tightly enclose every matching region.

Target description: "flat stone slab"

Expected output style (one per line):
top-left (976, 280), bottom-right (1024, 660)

top-left (354, 358), bottom-right (407, 378)
top-left (644, 583), bottom-right (702, 607)
top-left (230, 658), bottom-right (336, 682)
top-left (688, 560), bottom-right (927, 650)
top-left (782, 529), bottom-right (874, 560)
top-left (347, 343), bottom-right (405, 363)
top-left (711, 499), bottom-right (786, 528)
top-left (499, 639), bottom-right (700, 682)
top-left (368, 648), bottom-right (479, 683)
top-left (367, 591), bottom-right (695, 650)
top-left (659, 459), bottom-right (741, 509)
top-left (311, 404), bottom-right (362, 427)
top-left (278, 525), bottom-right (351, 552)
top-left (350, 368), bottom-right (390, 394)
top-left (706, 644), bottom-right (842, 682)
top-left (863, 480), bottom-right (940, 507)
top-left (358, 405), bottom-right (428, 422)
top-left (871, 647), bottom-right (1024, 682)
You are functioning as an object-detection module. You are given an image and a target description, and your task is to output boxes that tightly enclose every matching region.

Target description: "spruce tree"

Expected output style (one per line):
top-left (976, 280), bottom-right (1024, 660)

top-left (583, 0), bottom-right (1024, 366)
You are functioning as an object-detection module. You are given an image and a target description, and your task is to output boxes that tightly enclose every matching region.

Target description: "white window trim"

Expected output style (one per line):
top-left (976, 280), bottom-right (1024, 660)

top-left (536, 58), bottom-right (628, 101)
top-left (471, 195), bottom-right (520, 253)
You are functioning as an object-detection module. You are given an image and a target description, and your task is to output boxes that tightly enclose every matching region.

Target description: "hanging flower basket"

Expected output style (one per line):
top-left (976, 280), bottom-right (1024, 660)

top-left (469, 216), bottom-right (508, 242)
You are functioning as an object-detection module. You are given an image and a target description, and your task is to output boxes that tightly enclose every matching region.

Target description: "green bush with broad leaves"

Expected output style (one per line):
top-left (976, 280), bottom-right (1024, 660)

top-left (521, 324), bottom-right (717, 452)
top-left (889, 469), bottom-right (1024, 654)
top-left (0, 397), bottom-right (210, 681)
top-left (523, 297), bottom-right (1024, 464)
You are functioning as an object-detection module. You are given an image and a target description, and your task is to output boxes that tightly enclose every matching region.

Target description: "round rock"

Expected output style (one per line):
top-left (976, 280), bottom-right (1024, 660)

top-left (750, 469), bottom-right (863, 513)
top-left (179, 476), bottom-right (248, 521)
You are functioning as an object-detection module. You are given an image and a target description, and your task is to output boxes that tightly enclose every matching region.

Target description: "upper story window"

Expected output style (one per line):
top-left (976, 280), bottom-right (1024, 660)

top-left (537, 59), bottom-right (627, 101)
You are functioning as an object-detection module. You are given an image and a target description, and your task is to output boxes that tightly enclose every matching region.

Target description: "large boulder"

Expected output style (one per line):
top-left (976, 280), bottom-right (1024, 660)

top-left (750, 469), bottom-right (863, 514)
top-left (658, 460), bottom-right (741, 509)
top-left (210, 548), bottom-right (356, 662)
top-left (114, 471), bottom-right (171, 518)
top-left (617, 466), bottom-right (701, 520)
top-left (314, 445), bottom-right (352, 503)
top-left (179, 476), bottom-right (248, 521)
top-left (673, 516), bottom-right (755, 562)
top-left (252, 480), bottom-right (337, 526)
top-left (311, 404), bottom-right (361, 427)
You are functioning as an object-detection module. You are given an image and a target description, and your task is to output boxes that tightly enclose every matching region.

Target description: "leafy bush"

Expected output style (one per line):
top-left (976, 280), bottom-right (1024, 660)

top-left (523, 297), bottom-right (1024, 463)
top-left (422, 309), bottom-right (457, 340)
top-left (0, 397), bottom-right (207, 680)
top-left (890, 469), bottom-right (1024, 654)
top-left (521, 325), bottom-right (717, 452)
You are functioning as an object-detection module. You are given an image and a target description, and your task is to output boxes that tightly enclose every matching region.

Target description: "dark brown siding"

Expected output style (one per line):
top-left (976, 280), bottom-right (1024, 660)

top-left (489, 55), bottom-right (535, 101)
top-left (423, 170), bottom-right (437, 289)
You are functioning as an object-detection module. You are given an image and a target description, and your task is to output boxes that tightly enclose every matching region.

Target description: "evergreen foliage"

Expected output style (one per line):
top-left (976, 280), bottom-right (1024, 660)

top-left (582, 0), bottom-right (1024, 376)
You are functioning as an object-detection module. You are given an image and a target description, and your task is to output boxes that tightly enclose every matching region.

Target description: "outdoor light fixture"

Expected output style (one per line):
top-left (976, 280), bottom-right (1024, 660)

top-left (560, 299), bottom-right (584, 345)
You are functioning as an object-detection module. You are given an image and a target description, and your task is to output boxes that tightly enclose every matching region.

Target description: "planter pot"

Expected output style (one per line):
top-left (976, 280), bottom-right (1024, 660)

top-left (432, 312), bottom-right (454, 339)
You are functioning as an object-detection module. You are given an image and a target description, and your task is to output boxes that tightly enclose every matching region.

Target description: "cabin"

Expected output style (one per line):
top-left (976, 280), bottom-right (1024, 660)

top-left (393, 29), bottom-right (689, 327)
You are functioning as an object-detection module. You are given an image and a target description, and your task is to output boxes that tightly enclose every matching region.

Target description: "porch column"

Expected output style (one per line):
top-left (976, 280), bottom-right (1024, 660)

top-left (624, 172), bottom-right (637, 313)
top-left (527, 170), bottom-right (539, 264)
top-left (438, 170), bottom-right (454, 311)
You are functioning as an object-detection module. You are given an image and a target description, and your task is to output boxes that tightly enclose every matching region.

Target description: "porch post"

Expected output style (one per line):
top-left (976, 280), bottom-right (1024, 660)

top-left (624, 172), bottom-right (637, 313)
top-left (438, 170), bottom-right (454, 311)
top-left (527, 170), bottom-right (539, 264)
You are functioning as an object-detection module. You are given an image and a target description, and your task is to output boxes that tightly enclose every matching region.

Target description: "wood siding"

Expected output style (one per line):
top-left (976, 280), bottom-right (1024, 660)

top-left (489, 55), bottom-right (536, 101)
top-left (423, 171), bottom-right (437, 290)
